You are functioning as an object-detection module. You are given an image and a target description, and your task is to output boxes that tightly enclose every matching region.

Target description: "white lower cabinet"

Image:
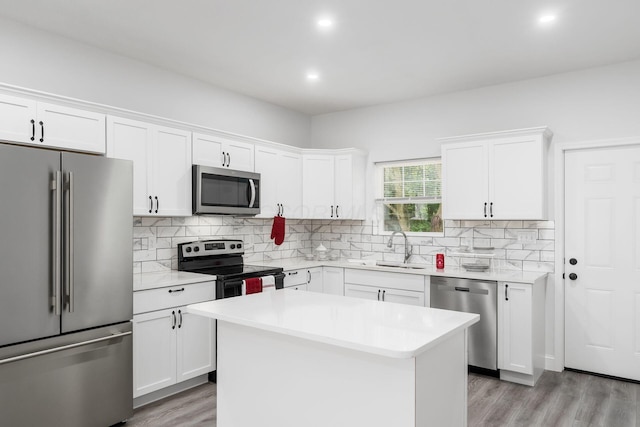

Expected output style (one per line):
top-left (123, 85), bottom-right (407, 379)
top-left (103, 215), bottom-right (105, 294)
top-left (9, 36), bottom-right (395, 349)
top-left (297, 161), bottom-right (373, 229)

top-left (283, 267), bottom-right (325, 293)
top-left (343, 269), bottom-right (425, 306)
top-left (497, 278), bottom-right (545, 386)
top-left (322, 267), bottom-right (344, 295)
top-left (133, 281), bottom-right (216, 399)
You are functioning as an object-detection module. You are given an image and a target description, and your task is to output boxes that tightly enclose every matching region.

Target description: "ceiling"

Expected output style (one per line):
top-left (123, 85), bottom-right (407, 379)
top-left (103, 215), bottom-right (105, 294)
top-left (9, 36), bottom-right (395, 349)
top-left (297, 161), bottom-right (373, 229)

top-left (1, 0), bottom-right (640, 115)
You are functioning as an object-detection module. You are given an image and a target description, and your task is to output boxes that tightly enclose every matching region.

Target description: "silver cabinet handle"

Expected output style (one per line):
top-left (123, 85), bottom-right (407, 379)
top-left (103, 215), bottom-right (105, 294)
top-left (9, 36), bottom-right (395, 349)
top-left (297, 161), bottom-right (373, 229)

top-left (66, 171), bottom-right (74, 313)
top-left (0, 331), bottom-right (132, 366)
top-left (248, 179), bottom-right (256, 207)
top-left (52, 171), bottom-right (62, 316)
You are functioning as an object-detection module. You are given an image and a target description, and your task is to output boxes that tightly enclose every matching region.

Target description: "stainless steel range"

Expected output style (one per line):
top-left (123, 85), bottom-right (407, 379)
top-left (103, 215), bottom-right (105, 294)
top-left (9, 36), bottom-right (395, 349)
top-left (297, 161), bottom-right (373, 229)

top-left (177, 239), bottom-right (284, 298)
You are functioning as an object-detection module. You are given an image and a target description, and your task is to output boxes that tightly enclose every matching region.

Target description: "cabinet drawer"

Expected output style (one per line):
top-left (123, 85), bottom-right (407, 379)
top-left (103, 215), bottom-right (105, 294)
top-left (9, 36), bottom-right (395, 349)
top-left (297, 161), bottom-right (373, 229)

top-left (134, 281), bottom-right (216, 314)
top-left (344, 269), bottom-right (424, 292)
top-left (283, 269), bottom-right (307, 287)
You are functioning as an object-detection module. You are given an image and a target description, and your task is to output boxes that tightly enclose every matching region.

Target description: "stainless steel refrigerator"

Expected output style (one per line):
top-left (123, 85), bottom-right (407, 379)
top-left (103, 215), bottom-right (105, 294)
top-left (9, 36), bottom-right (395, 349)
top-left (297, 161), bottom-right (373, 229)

top-left (0, 143), bottom-right (134, 427)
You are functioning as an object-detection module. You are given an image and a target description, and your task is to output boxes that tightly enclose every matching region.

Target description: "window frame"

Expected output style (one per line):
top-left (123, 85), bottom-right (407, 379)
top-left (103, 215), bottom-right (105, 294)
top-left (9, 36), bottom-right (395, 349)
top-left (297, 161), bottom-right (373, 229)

top-left (375, 158), bottom-right (444, 237)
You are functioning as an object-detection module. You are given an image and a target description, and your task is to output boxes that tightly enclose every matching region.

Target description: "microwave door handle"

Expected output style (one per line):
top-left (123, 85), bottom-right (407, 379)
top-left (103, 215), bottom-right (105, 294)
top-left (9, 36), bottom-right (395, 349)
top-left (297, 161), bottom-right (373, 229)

top-left (248, 179), bottom-right (256, 208)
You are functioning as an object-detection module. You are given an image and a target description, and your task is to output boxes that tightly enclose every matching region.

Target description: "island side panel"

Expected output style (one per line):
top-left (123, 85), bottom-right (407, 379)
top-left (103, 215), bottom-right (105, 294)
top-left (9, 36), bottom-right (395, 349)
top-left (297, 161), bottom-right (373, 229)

top-left (415, 329), bottom-right (468, 427)
top-left (217, 321), bottom-right (416, 427)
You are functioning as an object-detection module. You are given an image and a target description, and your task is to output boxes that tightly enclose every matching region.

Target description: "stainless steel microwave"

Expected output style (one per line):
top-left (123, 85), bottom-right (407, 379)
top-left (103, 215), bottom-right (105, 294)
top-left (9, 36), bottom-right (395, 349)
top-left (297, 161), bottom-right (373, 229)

top-left (192, 165), bottom-right (260, 215)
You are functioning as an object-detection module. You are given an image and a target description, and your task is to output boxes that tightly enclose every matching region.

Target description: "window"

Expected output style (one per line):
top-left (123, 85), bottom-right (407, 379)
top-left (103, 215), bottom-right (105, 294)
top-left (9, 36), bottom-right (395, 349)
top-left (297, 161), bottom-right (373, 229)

top-left (376, 158), bottom-right (443, 234)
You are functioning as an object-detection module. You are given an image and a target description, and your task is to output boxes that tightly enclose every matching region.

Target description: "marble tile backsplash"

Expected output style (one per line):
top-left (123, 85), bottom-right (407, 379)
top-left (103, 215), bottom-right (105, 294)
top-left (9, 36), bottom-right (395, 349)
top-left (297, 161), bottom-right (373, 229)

top-left (133, 217), bottom-right (555, 274)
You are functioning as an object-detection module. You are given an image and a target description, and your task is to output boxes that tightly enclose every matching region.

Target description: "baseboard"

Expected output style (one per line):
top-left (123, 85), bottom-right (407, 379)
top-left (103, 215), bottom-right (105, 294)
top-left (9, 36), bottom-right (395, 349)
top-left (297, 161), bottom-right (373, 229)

top-left (544, 354), bottom-right (562, 372)
top-left (133, 375), bottom-right (209, 409)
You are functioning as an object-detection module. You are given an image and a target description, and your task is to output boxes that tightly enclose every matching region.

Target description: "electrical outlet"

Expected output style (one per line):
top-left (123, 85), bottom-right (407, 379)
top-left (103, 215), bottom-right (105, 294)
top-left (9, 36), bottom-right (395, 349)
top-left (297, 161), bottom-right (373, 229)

top-left (516, 231), bottom-right (537, 243)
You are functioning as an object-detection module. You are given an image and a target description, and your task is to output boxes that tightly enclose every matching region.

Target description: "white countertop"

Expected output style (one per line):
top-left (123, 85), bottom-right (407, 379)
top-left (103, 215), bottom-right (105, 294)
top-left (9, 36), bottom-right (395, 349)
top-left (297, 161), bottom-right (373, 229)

top-left (188, 289), bottom-right (479, 359)
top-left (266, 258), bottom-right (548, 284)
top-left (133, 270), bottom-right (214, 291)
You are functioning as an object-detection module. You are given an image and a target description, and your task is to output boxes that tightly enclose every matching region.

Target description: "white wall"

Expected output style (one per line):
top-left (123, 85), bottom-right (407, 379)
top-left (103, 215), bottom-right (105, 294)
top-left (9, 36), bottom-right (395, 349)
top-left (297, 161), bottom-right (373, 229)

top-left (0, 17), bottom-right (311, 147)
top-left (311, 59), bottom-right (640, 161)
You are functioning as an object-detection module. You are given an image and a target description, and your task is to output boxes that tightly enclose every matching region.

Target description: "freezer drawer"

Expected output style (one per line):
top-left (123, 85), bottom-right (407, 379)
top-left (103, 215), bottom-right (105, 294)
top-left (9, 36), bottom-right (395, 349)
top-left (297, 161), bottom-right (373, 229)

top-left (0, 323), bottom-right (133, 427)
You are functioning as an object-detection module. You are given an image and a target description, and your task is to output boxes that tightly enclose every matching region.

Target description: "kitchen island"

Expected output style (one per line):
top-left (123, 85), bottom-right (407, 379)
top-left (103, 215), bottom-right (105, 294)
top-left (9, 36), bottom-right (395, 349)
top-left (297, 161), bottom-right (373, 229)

top-left (188, 289), bottom-right (479, 427)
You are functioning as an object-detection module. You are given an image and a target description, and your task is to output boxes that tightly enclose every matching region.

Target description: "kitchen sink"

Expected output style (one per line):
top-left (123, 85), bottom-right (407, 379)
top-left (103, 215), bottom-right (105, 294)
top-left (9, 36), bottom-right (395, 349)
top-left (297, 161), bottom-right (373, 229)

top-left (375, 261), bottom-right (429, 270)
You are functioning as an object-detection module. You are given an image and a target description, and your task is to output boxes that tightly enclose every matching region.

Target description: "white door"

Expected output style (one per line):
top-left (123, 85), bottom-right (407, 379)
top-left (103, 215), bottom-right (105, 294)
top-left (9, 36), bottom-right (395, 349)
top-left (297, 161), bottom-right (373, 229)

top-left (36, 102), bottom-right (106, 154)
top-left (176, 309), bottom-right (216, 383)
top-left (279, 151), bottom-right (302, 218)
top-left (152, 125), bottom-right (192, 216)
top-left (0, 93), bottom-right (36, 144)
top-left (132, 309), bottom-right (177, 398)
top-left (498, 282), bottom-right (532, 374)
top-left (441, 141), bottom-right (489, 219)
top-left (382, 288), bottom-right (425, 306)
top-left (302, 154), bottom-right (334, 219)
top-left (225, 140), bottom-right (255, 171)
top-left (192, 132), bottom-right (224, 168)
top-left (564, 145), bottom-right (640, 381)
top-left (254, 146), bottom-right (279, 218)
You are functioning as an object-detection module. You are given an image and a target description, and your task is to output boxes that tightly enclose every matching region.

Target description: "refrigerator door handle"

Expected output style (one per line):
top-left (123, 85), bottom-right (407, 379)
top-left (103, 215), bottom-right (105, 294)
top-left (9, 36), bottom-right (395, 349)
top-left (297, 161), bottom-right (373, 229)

top-left (65, 171), bottom-right (75, 313)
top-left (0, 331), bottom-right (132, 366)
top-left (52, 171), bottom-right (62, 316)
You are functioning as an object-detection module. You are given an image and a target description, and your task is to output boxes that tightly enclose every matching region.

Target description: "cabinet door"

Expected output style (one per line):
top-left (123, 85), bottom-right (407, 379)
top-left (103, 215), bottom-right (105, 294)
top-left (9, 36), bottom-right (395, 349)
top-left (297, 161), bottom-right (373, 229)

top-left (133, 309), bottom-right (177, 398)
top-left (344, 283), bottom-right (380, 301)
top-left (498, 282), bottom-right (532, 374)
top-left (382, 288), bottom-right (425, 306)
top-left (254, 146), bottom-right (280, 218)
top-left (225, 140), bottom-right (255, 172)
top-left (307, 267), bottom-right (323, 293)
top-left (152, 125), bottom-right (192, 216)
top-left (490, 137), bottom-right (545, 219)
top-left (442, 141), bottom-right (489, 219)
top-left (334, 155), bottom-right (354, 219)
top-left (279, 151), bottom-right (302, 218)
top-left (193, 132), bottom-right (224, 168)
top-left (0, 93), bottom-right (36, 144)
top-left (322, 267), bottom-right (344, 295)
top-left (36, 102), bottom-right (105, 154)
top-left (107, 116), bottom-right (153, 215)
top-left (302, 154), bottom-right (334, 218)
top-left (176, 308), bottom-right (216, 383)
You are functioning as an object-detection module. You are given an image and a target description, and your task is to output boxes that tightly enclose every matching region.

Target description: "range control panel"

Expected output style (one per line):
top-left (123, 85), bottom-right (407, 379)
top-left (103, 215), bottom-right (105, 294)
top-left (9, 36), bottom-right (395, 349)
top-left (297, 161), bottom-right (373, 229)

top-left (179, 239), bottom-right (244, 258)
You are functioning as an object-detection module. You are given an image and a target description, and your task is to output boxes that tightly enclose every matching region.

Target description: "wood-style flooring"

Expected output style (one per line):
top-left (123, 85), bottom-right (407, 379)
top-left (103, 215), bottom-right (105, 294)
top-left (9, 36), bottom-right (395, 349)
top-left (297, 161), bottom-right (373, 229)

top-left (125, 370), bottom-right (640, 426)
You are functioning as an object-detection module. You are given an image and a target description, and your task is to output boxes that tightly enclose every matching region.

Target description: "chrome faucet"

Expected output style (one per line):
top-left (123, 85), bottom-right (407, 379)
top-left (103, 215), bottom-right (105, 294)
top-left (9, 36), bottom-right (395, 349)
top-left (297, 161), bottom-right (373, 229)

top-left (387, 231), bottom-right (413, 263)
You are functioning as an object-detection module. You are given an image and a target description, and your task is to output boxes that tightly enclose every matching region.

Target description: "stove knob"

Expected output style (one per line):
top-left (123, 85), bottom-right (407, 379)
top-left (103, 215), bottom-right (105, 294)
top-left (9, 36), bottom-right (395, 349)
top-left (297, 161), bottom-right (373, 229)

top-left (237, 243), bottom-right (242, 249)
top-left (193, 246), bottom-right (200, 252)
top-left (230, 244), bottom-right (236, 249)
top-left (185, 247), bottom-right (192, 253)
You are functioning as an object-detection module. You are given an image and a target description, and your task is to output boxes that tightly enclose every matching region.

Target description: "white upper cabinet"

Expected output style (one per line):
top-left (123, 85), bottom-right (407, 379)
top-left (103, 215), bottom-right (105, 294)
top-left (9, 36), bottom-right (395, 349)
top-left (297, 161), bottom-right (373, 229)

top-left (254, 145), bottom-right (302, 218)
top-left (0, 93), bottom-right (105, 154)
top-left (107, 116), bottom-right (192, 216)
top-left (192, 132), bottom-right (254, 172)
top-left (302, 150), bottom-right (366, 220)
top-left (440, 127), bottom-right (552, 220)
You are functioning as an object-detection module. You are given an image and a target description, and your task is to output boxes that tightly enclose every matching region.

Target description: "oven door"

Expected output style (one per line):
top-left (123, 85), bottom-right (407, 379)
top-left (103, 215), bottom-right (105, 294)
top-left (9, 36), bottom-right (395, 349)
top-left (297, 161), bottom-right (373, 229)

top-left (193, 165), bottom-right (260, 215)
top-left (217, 273), bottom-right (285, 299)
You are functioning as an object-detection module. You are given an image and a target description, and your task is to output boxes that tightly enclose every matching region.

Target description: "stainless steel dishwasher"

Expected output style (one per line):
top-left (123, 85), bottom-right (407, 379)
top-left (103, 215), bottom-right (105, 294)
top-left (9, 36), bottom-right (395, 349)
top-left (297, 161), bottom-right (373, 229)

top-left (430, 276), bottom-right (497, 372)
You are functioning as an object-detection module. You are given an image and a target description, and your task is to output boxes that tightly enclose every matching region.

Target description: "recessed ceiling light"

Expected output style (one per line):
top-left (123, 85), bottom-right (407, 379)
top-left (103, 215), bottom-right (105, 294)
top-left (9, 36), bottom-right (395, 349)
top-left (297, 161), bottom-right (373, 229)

top-left (539, 14), bottom-right (557, 24)
top-left (306, 72), bottom-right (320, 81)
top-left (317, 18), bottom-right (334, 29)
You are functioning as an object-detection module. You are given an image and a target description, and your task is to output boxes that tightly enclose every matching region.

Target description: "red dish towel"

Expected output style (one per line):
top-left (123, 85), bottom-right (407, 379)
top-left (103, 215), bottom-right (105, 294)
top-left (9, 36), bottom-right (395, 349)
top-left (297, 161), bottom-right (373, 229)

top-left (271, 215), bottom-right (286, 245)
top-left (243, 277), bottom-right (262, 295)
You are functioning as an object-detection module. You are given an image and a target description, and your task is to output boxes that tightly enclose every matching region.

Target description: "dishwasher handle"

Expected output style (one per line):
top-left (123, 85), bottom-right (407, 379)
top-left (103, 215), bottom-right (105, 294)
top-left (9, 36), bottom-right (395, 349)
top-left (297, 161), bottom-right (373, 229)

top-left (455, 286), bottom-right (470, 292)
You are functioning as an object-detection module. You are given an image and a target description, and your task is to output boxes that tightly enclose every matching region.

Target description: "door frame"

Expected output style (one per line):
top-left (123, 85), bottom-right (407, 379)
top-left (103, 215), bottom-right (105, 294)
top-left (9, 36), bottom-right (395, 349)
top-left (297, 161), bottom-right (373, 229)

top-left (552, 136), bottom-right (640, 372)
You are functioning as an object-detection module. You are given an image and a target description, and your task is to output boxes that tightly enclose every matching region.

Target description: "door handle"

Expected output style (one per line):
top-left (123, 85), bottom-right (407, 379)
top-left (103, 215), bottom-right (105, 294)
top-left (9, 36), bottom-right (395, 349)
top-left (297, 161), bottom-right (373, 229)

top-left (569, 258), bottom-right (578, 265)
top-left (178, 310), bottom-right (183, 328)
top-left (377, 289), bottom-right (381, 301)
top-left (569, 273), bottom-right (578, 280)
top-left (336, 205), bottom-right (339, 218)
top-left (382, 289), bottom-right (386, 301)
top-left (171, 311), bottom-right (176, 330)
top-left (39, 121), bottom-right (44, 142)
top-left (505, 284), bottom-right (509, 301)
top-left (154, 196), bottom-right (159, 213)
top-left (489, 202), bottom-right (493, 218)
top-left (248, 179), bottom-right (256, 207)
top-left (331, 205), bottom-right (334, 218)
top-left (454, 287), bottom-right (470, 292)
top-left (221, 151), bottom-right (226, 167)
top-left (31, 119), bottom-right (35, 141)
top-left (227, 152), bottom-right (231, 167)
top-left (52, 171), bottom-right (62, 316)
top-left (483, 202), bottom-right (487, 217)
top-left (65, 171), bottom-right (74, 313)
top-left (307, 270), bottom-right (311, 284)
